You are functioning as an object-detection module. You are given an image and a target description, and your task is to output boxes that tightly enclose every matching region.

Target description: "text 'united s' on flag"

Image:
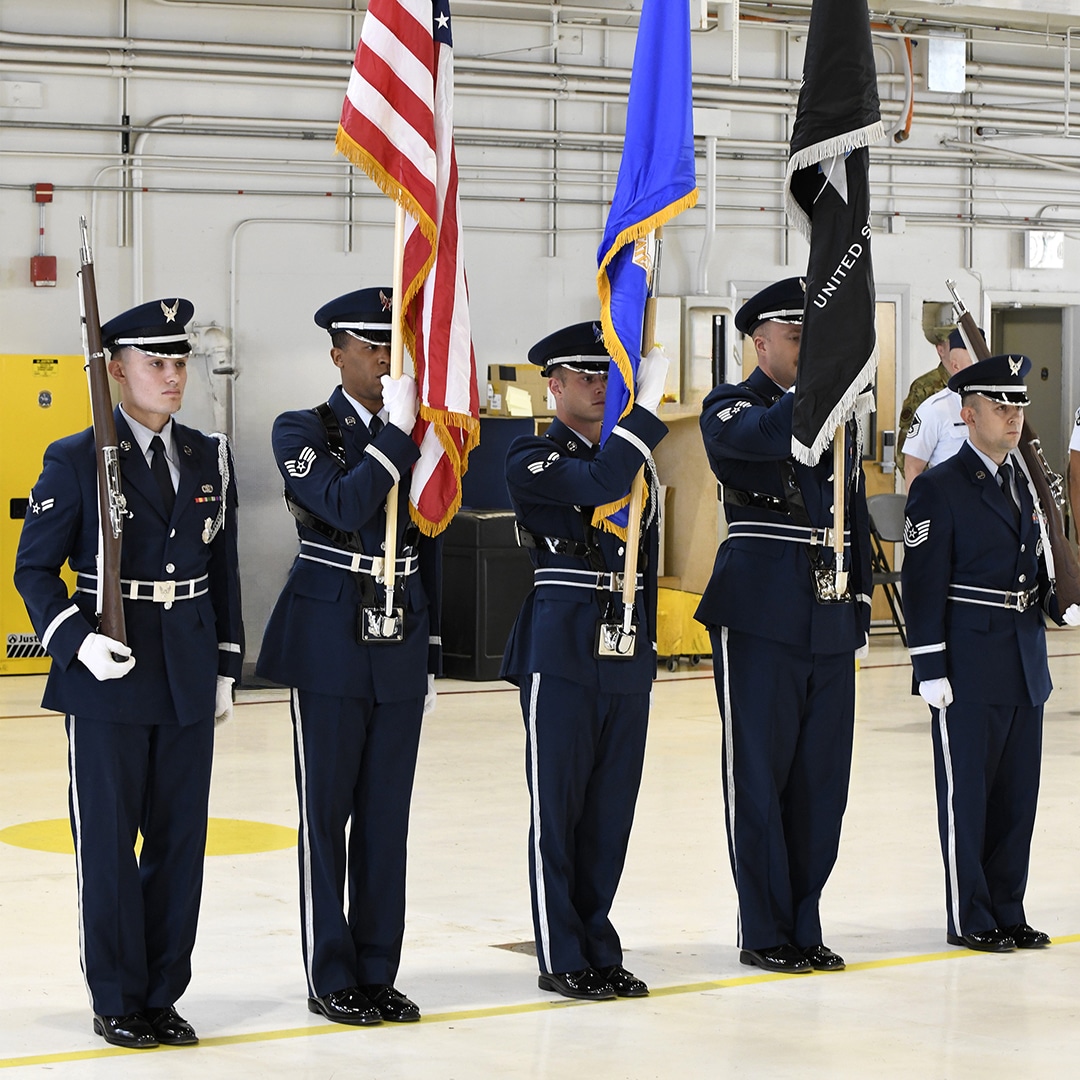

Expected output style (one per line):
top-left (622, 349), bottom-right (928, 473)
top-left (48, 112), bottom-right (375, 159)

top-left (785, 0), bottom-right (884, 466)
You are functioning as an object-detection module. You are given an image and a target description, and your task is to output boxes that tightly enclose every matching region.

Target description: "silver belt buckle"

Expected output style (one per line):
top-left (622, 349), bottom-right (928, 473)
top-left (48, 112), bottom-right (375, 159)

top-left (153, 580), bottom-right (176, 604)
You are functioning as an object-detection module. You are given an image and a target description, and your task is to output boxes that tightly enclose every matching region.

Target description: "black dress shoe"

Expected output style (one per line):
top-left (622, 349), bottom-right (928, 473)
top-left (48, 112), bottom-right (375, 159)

top-left (359, 984), bottom-right (421, 1023)
top-left (92, 1012), bottom-right (158, 1049)
top-left (1001, 923), bottom-right (1051, 949)
top-left (308, 987), bottom-right (383, 1026)
top-left (597, 964), bottom-right (649, 997)
top-left (537, 968), bottom-right (616, 1000)
top-left (946, 929), bottom-right (1016, 953)
top-left (801, 944), bottom-right (846, 971)
top-left (145, 1006), bottom-right (198, 1045)
top-left (739, 944), bottom-right (812, 973)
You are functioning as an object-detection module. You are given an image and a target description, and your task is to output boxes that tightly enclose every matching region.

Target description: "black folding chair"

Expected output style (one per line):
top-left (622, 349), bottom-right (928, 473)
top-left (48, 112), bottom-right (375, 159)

top-left (866, 493), bottom-right (907, 645)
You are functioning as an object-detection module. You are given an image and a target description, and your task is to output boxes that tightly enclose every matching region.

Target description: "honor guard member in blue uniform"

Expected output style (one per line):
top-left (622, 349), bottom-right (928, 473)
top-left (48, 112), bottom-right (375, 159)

top-left (695, 278), bottom-right (872, 975)
top-left (256, 287), bottom-right (439, 1026)
top-left (14, 299), bottom-right (243, 1049)
top-left (902, 354), bottom-right (1080, 953)
top-left (501, 321), bottom-right (668, 1001)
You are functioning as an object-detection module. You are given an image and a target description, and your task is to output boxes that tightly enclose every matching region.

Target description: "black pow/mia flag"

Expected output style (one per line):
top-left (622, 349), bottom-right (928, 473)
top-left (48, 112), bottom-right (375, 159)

top-left (786, 0), bottom-right (884, 465)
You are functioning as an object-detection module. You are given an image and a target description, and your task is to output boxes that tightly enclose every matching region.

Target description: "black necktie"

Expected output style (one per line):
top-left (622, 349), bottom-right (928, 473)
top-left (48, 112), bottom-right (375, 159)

top-left (150, 434), bottom-right (176, 517)
top-left (368, 415), bottom-right (384, 438)
top-left (998, 459), bottom-right (1020, 529)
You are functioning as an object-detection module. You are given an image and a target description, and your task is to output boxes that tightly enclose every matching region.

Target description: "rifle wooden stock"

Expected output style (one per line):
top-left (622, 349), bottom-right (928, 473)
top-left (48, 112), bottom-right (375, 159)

top-left (946, 280), bottom-right (1080, 609)
top-left (79, 219), bottom-right (127, 644)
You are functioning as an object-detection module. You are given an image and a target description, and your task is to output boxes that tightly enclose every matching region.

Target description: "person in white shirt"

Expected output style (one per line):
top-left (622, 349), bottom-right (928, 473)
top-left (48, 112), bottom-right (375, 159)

top-left (903, 328), bottom-right (976, 490)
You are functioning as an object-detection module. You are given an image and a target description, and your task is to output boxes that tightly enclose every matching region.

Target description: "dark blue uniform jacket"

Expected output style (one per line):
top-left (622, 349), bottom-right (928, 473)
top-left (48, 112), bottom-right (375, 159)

top-left (903, 442), bottom-right (1057, 706)
top-left (257, 386), bottom-right (440, 701)
top-left (695, 368), bottom-right (871, 653)
top-left (500, 407), bottom-right (667, 696)
top-left (15, 409), bottom-right (243, 725)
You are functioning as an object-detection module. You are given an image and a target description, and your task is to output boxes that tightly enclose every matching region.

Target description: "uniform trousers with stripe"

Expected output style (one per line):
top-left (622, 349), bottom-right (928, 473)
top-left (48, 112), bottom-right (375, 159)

top-left (66, 714), bottom-right (214, 1017)
top-left (929, 699), bottom-right (1042, 937)
top-left (709, 628), bottom-right (855, 952)
top-left (520, 673), bottom-right (649, 976)
top-left (290, 689), bottom-right (424, 997)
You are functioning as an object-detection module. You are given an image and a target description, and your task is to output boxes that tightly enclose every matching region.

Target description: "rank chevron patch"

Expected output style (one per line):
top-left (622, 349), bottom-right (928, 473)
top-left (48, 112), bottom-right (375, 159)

top-left (285, 446), bottom-right (316, 478)
top-left (716, 400), bottom-right (751, 423)
top-left (526, 451), bottom-right (560, 475)
top-left (904, 517), bottom-right (931, 547)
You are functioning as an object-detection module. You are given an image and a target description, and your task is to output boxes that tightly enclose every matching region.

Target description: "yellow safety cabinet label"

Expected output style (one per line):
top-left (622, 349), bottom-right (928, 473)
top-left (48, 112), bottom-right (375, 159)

top-left (0, 354), bottom-right (89, 675)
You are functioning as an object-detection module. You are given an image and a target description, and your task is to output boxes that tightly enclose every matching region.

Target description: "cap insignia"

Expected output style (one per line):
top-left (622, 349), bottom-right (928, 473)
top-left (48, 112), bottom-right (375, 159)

top-left (1009, 355), bottom-right (1022, 376)
top-left (161, 298), bottom-right (180, 323)
top-left (378, 290), bottom-right (393, 312)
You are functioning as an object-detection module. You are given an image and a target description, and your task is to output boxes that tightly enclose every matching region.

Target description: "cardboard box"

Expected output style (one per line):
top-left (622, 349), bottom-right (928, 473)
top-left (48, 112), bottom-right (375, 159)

top-left (486, 364), bottom-right (555, 417)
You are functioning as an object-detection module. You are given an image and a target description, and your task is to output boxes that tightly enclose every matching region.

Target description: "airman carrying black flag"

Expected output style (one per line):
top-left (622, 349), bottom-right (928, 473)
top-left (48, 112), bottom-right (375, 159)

top-left (786, 0), bottom-right (884, 465)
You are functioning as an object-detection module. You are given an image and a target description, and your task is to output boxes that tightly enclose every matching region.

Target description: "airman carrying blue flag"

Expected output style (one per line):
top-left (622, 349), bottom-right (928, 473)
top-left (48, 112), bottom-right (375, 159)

top-left (595, 0), bottom-right (698, 532)
top-left (786, 0), bottom-right (884, 465)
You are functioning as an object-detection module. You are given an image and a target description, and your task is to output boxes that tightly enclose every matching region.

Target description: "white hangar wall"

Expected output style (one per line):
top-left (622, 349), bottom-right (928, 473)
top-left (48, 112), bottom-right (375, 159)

top-left (3, 0), bottom-right (1080, 662)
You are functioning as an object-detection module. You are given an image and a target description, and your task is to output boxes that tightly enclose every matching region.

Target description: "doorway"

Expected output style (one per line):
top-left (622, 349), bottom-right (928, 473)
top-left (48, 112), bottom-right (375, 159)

top-left (991, 306), bottom-right (1064, 465)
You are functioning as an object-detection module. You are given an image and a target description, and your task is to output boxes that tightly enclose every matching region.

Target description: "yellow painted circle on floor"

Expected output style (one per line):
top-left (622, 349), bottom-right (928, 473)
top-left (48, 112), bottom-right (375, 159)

top-left (0, 818), bottom-right (295, 856)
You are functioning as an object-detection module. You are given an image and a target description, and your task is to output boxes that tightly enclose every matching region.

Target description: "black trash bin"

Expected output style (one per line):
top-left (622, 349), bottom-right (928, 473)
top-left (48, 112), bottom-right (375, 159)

top-left (440, 509), bottom-right (534, 681)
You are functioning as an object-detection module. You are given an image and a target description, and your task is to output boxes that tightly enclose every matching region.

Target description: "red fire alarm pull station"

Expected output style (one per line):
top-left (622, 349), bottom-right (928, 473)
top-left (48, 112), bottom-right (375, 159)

top-left (31, 183), bottom-right (57, 287)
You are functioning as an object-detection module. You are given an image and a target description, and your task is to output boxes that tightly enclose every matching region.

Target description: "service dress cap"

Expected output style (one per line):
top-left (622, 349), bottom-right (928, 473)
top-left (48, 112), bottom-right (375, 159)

top-left (314, 287), bottom-right (394, 345)
top-left (528, 320), bottom-right (611, 376)
top-left (949, 353), bottom-right (1031, 407)
top-left (734, 277), bottom-right (806, 336)
top-left (947, 327), bottom-right (984, 352)
top-left (101, 298), bottom-right (194, 357)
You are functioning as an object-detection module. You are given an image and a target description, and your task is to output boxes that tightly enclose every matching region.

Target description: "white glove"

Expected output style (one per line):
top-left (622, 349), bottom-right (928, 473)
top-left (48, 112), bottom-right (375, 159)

top-left (919, 677), bottom-right (953, 711)
top-left (855, 634), bottom-right (869, 660)
top-left (381, 374), bottom-right (419, 434)
top-left (424, 673), bottom-right (437, 715)
top-left (77, 633), bottom-right (136, 681)
top-left (215, 675), bottom-right (235, 725)
top-left (1063, 604), bottom-right (1080, 626)
top-left (634, 347), bottom-right (669, 414)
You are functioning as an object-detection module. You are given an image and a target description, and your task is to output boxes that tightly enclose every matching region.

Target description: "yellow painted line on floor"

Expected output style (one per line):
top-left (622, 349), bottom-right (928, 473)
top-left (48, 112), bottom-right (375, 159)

top-left (3, 936), bottom-right (1077, 1069)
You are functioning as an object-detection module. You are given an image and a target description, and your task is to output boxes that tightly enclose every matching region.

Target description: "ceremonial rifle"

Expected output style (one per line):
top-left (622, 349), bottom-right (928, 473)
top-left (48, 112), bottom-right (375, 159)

top-left (78, 217), bottom-right (128, 643)
top-left (946, 279), bottom-right (1080, 609)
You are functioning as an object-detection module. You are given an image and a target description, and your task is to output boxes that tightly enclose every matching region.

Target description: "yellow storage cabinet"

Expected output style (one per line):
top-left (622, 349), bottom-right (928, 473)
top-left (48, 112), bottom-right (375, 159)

top-left (0, 354), bottom-right (90, 674)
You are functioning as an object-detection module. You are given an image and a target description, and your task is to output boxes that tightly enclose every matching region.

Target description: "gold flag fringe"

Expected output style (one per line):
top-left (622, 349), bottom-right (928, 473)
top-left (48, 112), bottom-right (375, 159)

top-left (336, 126), bottom-right (438, 361)
top-left (591, 188), bottom-right (698, 539)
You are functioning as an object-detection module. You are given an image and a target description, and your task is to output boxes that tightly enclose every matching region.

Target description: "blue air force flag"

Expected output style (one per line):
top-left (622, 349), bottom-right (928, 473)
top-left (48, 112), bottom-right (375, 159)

top-left (786, 0), bottom-right (884, 466)
top-left (594, 0), bottom-right (698, 532)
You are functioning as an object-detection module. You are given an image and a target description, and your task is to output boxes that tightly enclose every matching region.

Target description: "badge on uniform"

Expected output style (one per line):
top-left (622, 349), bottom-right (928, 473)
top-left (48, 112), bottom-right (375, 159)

top-left (358, 605), bottom-right (405, 643)
top-left (594, 616), bottom-right (637, 659)
top-left (811, 567), bottom-right (852, 604)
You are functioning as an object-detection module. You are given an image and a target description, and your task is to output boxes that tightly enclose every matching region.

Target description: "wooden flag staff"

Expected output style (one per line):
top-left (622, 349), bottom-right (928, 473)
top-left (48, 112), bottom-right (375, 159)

top-left (382, 202), bottom-right (407, 614)
top-left (620, 226), bottom-right (663, 633)
top-left (832, 424), bottom-right (847, 595)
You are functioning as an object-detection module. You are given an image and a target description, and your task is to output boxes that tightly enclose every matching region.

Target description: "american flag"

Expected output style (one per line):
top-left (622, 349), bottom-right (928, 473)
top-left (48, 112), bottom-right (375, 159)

top-left (336, 0), bottom-right (479, 535)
